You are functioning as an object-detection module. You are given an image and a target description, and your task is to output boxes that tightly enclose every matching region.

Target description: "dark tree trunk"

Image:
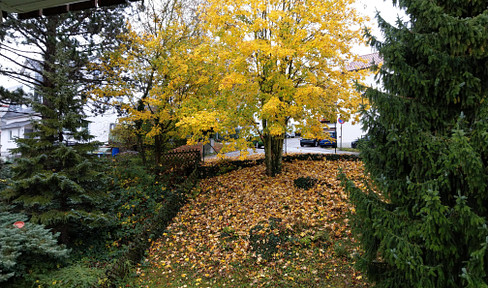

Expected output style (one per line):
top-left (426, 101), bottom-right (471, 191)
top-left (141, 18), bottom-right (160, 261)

top-left (135, 98), bottom-right (148, 166)
top-left (154, 133), bottom-right (162, 166)
top-left (264, 133), bottom-right (284, 177)
top-left (136, 130), bottom-right (147, 167)
top-left (42, 18), bottom-right (57, 144)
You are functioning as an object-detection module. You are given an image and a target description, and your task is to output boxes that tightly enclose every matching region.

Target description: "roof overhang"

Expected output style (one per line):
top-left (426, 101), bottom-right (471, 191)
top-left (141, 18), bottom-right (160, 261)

top-left (0, 0), bottom-right (140, 19)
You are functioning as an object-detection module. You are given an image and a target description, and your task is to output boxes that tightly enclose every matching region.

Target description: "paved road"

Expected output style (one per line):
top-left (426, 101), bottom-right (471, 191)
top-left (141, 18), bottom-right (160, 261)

top-left (206, 137), bottom-right (357, 159)
top-left (283, 137), bottom-right (350, 155)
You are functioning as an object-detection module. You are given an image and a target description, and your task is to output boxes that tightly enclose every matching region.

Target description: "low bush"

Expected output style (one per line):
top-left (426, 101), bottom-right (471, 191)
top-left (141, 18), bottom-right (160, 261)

top-left (249, 217), bottom-right (291, 261)
top-left (105, 153), bottom-right (199, 281)
top-left (35, 263), bottom-right (107, 288)
top-left (201, 154), bottom-right (360, 178)
top-left (333, 241), bottom-right (349, 259)
top-left (294, 176), bottom-right (318, 190)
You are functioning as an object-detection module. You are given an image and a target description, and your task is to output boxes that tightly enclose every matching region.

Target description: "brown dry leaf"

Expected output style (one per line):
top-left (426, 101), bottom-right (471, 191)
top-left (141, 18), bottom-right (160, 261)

top-left (143, 158), bottom-right (366, 283)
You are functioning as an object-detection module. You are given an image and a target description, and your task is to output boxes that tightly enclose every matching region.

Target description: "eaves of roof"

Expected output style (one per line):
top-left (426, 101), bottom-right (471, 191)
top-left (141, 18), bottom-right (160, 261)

top-left (347, 52), bottom-right (383, 72)
top-left (1, 120), bottom-right (32, 130)
top-left (0, 0), bottom-right (140, 19)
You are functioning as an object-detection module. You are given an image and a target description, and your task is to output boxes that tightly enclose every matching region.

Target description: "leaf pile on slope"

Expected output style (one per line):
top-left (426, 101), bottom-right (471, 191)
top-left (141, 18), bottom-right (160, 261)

top-left (140, 158), bottom-right (367, 287)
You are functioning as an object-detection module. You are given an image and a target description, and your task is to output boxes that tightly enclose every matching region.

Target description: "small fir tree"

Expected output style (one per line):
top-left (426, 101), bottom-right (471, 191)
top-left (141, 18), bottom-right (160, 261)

top-left (346, 1), bottom-right (488, 287)
top-left (0, 209), bottom-right (69, 284)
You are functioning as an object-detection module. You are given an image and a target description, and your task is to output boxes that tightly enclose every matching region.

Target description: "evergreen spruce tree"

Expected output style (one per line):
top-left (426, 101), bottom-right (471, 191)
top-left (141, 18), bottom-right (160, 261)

top-left (3, 50), bottom-right (109, 244)
top-left (345, 1), bottom-right (488, 287)
top-left (0, 7), bottom-right (131, 243)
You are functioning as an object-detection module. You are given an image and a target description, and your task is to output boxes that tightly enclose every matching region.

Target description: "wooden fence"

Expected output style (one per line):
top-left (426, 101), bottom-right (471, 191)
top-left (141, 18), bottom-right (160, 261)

top-left (160, 149), bottom-right (201, 175)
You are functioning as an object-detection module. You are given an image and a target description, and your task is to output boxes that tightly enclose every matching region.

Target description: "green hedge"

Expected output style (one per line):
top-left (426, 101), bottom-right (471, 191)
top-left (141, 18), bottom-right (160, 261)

top-left (201, 154), bottom-right (360, 178)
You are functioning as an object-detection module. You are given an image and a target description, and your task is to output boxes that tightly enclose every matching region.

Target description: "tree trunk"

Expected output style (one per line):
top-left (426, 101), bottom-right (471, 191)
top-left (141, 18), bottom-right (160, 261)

top-left (42, 18), bottom-right (57, 143)
top-left (154, 133), bottom-right (162, 166)
top-left (264, 134), bottom-right (284, 177)
top-left (135, 124), bottom-right (147, 167)
top-left (137, 135), bottom-right (147, 167)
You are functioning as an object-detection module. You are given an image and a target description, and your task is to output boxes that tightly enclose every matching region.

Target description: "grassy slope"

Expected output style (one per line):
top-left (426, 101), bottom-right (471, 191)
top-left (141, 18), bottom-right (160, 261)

top-left (136, 158), bottom-right (369, 287)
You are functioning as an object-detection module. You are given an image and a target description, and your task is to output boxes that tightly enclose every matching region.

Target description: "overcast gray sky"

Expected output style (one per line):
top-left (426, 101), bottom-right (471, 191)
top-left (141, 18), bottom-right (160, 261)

top-left (353, 0), bottom-right (408, 55)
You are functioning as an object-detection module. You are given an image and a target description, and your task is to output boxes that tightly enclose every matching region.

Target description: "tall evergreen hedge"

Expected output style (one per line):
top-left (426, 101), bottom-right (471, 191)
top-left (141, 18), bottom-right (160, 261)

top-left (346, 1), bottom-right (488, 287)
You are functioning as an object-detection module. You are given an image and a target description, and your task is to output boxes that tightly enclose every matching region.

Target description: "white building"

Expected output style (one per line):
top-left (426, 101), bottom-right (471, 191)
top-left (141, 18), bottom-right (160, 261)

top-left (0, 97), bottom-right (118, 158)
top-left (0, 105), bottom-right (37, 157)
top-left (336, 52), bottom-right (382, 148)
top-left (86, 107), bottom-right (119, 144)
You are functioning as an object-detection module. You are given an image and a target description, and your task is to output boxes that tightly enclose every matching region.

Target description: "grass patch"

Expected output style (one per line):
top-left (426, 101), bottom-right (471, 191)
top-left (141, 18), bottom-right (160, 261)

top-left (339, 148), bottom-right (360, 153)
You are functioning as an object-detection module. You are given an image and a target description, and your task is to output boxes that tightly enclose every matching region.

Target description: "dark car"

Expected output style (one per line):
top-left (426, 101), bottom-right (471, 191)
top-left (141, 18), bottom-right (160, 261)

top-left (253, 139), bottom-right (264, 148)
top-left (300, 138), bottom-right (318, 147)
top-left (249, 132), bottom-right (264, 148)
top-left (319, 131), bottom-right (337, 148)
top-left (351, 135), bottom-right (369, 148)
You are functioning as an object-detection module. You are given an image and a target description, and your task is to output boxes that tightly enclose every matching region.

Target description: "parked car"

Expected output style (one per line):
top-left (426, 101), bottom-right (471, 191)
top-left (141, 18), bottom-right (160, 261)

top-left (249, 132), bottom-right (264, 148)
top-left (351, 138), bottom-right (359, 149)
top-left (285, 132), bottom-right (296, 138)
top-left (300, 138), bottom-right (318, 147)
top-left (253, 139), bottom-right (264, 148)
top-left (319, 131), bottom-right (337, 148)
top-left (351, 135), bottom-right (369, 149)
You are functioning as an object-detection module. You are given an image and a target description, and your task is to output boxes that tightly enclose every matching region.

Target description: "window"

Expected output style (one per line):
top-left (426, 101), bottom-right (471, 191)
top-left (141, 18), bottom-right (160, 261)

top-left (24, 129), bottom-right (33, 139)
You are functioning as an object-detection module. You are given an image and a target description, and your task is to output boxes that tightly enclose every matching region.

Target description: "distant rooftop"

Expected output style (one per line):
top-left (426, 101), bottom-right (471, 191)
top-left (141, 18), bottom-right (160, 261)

top-left (347, 52), bottom-right (383, 71)
top-left (2, 106), bottom-right (35, 119)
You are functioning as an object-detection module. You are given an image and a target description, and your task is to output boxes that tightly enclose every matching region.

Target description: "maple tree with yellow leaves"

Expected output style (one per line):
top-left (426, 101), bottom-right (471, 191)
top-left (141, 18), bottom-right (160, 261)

top-left (177, 0), bottom-right (369, 176)
top-left (91, 0), bottom-right (368, 174)
top-left (90, 0), bottom-right (210, 166)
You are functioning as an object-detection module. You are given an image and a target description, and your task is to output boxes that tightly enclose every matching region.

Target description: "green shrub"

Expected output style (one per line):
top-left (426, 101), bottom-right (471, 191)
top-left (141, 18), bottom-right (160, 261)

top-left (249, 217), bottom-right (290, 261)
top-left (298, 235), bottom-right (312, 247)
top-left (333, 241), bottom-right (348, 259)
top-left (294, 176), bottom-right (318, 190)
top-left (312, 229), bottom-right (331, 247)
top-left (104, 153), bottom-right (198, 281)
top-left (105, 155), bottom-right (168, 256)
top-left (35, 263), bottom-right (107, 288)
top-left (220, 226), bottom-right (238, 240)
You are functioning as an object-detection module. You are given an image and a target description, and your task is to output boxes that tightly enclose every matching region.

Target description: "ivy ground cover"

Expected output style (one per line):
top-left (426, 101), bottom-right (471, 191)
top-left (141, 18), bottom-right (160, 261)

top-left (137, 157), bottom-right (369, 287)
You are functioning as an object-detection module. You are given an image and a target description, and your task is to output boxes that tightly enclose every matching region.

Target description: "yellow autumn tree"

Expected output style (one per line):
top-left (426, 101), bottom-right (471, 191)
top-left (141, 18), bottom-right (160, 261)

top-left (183, 0), bottom-right (369, 176)
top-left (89, 0), bottom-right (209, 166)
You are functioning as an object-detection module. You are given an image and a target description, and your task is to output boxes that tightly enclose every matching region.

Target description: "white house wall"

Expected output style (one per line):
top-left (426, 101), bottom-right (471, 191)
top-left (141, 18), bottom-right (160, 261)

top-left (86, 107), bottom-right (118, 144)
top-left (336, 72), bottom-right (379, 148)
top-left (1, 127), bottom-right (22, 156)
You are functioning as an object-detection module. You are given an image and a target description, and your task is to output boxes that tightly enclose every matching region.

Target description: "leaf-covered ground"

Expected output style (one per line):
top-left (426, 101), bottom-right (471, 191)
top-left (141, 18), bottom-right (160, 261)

top-left (136, 158), bottom-right (369, 287)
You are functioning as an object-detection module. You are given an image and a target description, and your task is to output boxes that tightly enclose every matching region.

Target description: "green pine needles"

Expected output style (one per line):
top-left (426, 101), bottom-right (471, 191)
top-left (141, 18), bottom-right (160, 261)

top-left (0, 210), bottom-right (69, 283)
top-left (345, 1), bottom-right (488, 287)
top-left (0, 45), bottom-right (110, 244)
